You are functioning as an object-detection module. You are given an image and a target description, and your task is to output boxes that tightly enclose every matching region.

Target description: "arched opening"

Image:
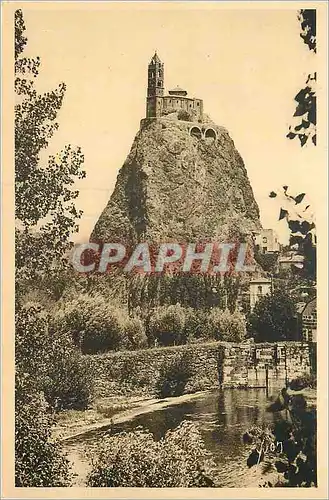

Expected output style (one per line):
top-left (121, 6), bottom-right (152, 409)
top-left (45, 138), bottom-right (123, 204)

top-left (204, 128), bottom-right (217, 140)
top-left (190, 126), bottom-right (202, 139)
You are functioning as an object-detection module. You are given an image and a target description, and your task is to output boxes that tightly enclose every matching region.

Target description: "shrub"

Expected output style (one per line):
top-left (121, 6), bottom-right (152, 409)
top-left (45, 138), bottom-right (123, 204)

top-left (51, 294), bottom-right (126, 353)
top-left (16, 303), bottom-right (93, 410)
top-left (156, 351), bottom-right (194, 398)
top-left (177, 109), bottom-right (192, 121)
top-left (87, 421), bottom-right (215, 487)
top-left (207, 308), bottom-right (246, 342)
top-left (149, 304), bottom-right (187, 346)
top-left (289, 373), bottom-right (317, 390)
top-left (121, 316), bottom-right (148, 350)
top-left (43, 339), bottom-right (93, 410)
top-left (15, 373), bottom-right (72, 486)
top-left (244, 385), bottom-right (317, 487)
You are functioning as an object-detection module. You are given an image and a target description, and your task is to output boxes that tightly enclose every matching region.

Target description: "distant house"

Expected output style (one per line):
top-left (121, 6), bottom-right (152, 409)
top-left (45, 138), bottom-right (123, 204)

top-left (249, 277), bottom-right (272, 311)
top-left (278, 253), bottom-right (304, 271)
top-left (254, 229), bottom-right (280, 254)
top-left (300, 298), bottom-right (317, 342)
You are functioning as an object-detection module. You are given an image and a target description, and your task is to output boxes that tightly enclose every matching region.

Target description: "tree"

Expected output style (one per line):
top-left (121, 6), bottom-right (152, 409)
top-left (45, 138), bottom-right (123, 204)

top-left (206, 308), bottom-right (246, 342)
top-left (269, 187), bottom-right (316, 282)
top-left (287, 10), bottom-right (316, 146)
top-left (14, 9), bottom-right (86, 485)
top-left (15, 374), bottom-right (72, 487)
top-left (149, 304), bottom-right (187, 346)
top-left (15, 8), bottom-right (85, 299)
top-left (248, 288), bottom-right (297, 342)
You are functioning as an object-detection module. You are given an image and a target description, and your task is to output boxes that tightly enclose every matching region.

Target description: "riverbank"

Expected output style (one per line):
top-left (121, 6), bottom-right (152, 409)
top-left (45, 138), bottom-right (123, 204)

top-left (54, 386), bottom-right (317, 442)
top-left (57, 386), bottom-right (316, 488)
top-left (54, 390), bottom-right (211, 442)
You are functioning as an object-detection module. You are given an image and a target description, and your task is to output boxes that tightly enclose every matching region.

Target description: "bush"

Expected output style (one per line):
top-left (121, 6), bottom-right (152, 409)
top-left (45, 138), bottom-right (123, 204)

top-left (244, 385), bottom-right (317, 487)
top-left (289, 373), bottom-right (317, 390)
top-left (206, 308), bottom-right (246, 342)
top-left (87, 421), bottom-right (215, 487)
top-left (16, 303), bottom-right (93, 410)
top-left (156, 351), bottom-right (194, 398)
top-left (149, 304), bottom-right (187, 346)
top-left (51, 294), bottom-right (126, 353)
top-left (15, 373), bottom-right (72, 486)
top-left (121, 316), bottom-right (148, 350)
top-left (177, 109), bottom-right (192, 121)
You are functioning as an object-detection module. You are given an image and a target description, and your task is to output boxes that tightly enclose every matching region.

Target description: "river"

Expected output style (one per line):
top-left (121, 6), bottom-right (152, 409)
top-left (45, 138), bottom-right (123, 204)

top-left (64, 387), bottom-right (284, 487)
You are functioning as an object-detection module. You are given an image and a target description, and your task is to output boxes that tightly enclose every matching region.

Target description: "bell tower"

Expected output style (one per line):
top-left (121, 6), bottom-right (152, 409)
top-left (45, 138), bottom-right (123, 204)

top-left (146, 52), bottom-right (164, 118)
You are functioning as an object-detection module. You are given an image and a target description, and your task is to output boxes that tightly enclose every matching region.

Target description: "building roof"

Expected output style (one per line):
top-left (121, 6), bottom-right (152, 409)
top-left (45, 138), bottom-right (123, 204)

top-left (249, 278), bottom-right (272, 284)
top-left (301, 298), bottom-right (316, 316)
top-left (150, 52), bottom-right (162, 64)
top-left (168, 86), bottom-right (188, 96)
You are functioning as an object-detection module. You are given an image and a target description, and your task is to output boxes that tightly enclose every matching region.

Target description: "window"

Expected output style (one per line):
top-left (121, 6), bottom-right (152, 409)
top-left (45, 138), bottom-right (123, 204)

top-left (262, 237), bottom-right (268, 244)
top-left (197, 102), bottom-right (200, 106)
top-left (258, 286), bottom-right (263, 294)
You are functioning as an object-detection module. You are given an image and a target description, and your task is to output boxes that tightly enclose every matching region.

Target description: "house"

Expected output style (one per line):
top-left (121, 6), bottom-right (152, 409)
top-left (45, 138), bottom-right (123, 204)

top-left (278, 253), bottom-right (304, 271)
top-left (249, 277), bottom-right (272, 311)
top-left (254, 229), bottom-right (280, 254)
top-left (300, 298), bottom-right (317, 342)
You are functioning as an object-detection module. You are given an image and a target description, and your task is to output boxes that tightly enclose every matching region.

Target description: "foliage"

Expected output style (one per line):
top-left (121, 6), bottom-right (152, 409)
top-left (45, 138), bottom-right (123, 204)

top-left (156, 351), bottom-right (195, 398)
top-left (15, 8), bottom-right (85, 293)
top-left (244, 378), bottom-right (317, 487)
top-left (126, 274), bottom-right (240, 312)
top-left (51, 294), bottom-right (126, 354)
top-left (184, 308), bottom-right (208, 340)
top-left (298, 9), bottom-right (316, 53)
top-left (206, 308), bottom-right (246, 342)
top-left (254, 250), bottom-right (278, 273)
top-left (15, 373), bottom-right (72, 486)
top-left (287, 10), bottom-right (316, 146)
top-left (87, 421), bottom-right (215, 487)
top-left (289, 372), bottom-right (316, 391)
top-left (16, 303), bottom-right (93, 410)
top-left (121, 315), bottom-right (148, 350)
top-left (269, 187), bottom-right (316, 282)
top-left (14, 9), bottom-right (87, 486)
top-left (177, 109), bottom-right (193, 121)
top-left (248, 288), bottom-right (297, 342)
top-left (149, 303), bottom-right (187, 346)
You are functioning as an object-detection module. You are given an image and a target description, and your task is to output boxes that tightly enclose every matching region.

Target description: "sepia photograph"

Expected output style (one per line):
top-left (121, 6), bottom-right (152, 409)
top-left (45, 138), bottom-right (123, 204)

top-left (1, 1), bottom-right (328, 497)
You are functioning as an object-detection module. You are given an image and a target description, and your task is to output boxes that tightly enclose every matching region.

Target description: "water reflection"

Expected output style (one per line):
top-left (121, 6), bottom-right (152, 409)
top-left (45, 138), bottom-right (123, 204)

top-left (66, 387), bottom-right (282, 486)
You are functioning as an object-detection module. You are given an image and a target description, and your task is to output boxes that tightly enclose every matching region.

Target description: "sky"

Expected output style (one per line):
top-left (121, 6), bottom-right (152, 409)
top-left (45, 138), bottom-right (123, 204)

top-left (20, 3), bottom-right (320, 244)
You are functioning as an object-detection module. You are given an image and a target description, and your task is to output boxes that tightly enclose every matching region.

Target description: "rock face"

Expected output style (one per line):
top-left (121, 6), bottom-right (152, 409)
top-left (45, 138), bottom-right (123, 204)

top-left (91, 116), bottom-right (261, 245)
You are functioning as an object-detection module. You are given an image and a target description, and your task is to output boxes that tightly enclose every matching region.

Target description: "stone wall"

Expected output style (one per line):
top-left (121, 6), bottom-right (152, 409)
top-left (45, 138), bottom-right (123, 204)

top-left (88, 341), bottom-right (224, 398)
top-left (88, 341), bottom-right (314, 398)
